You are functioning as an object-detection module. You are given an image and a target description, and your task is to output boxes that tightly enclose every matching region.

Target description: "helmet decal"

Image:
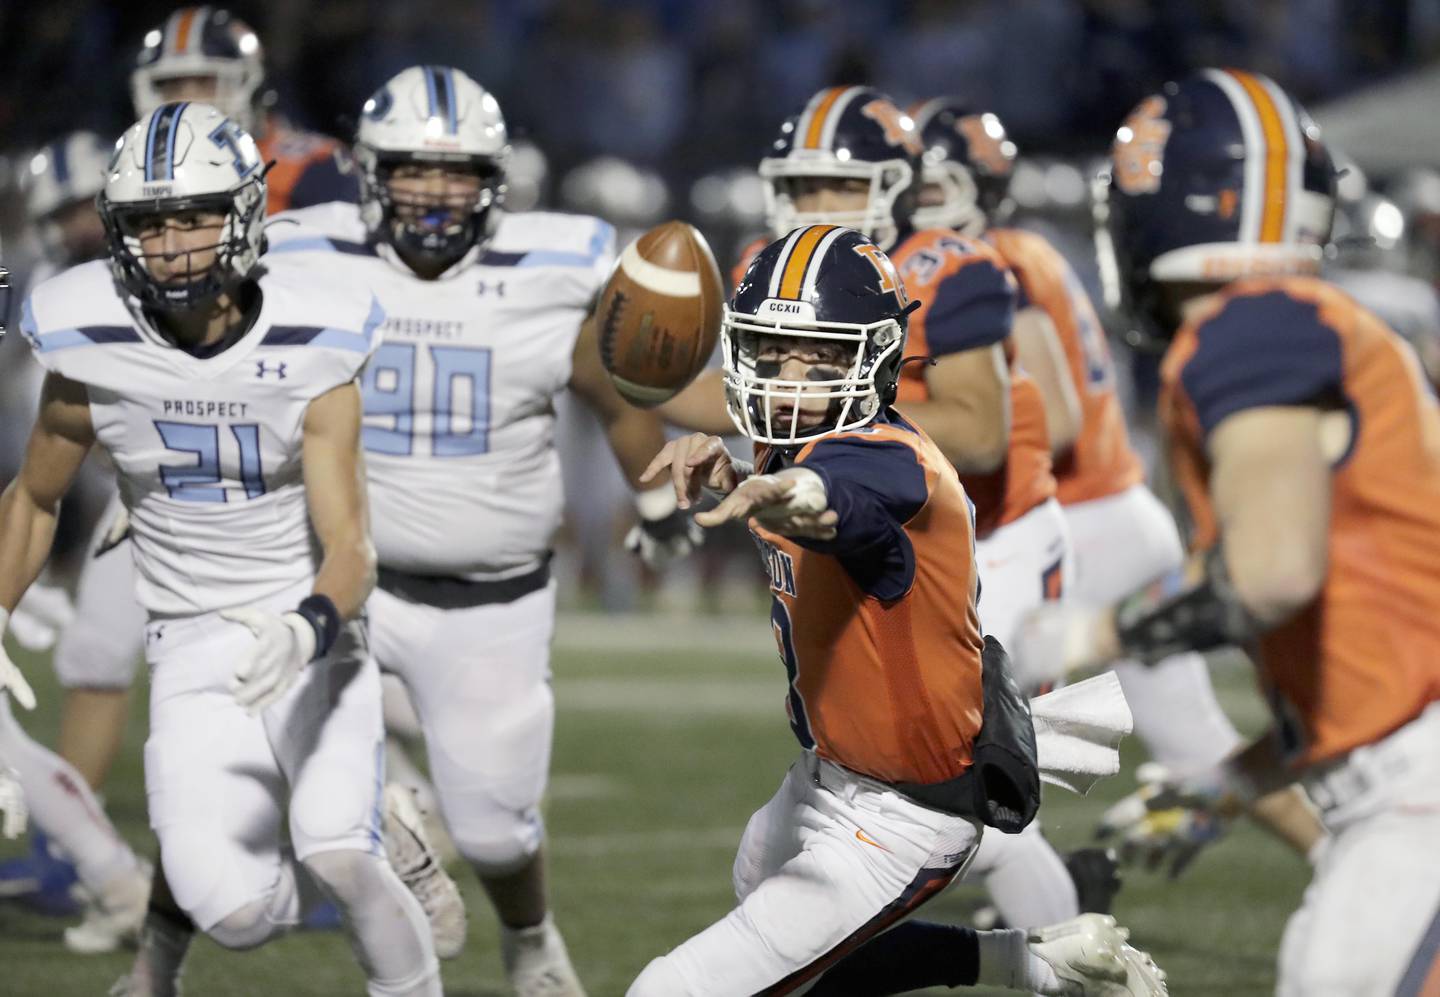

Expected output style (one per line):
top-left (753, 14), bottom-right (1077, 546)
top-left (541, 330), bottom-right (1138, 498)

top-left (852, 242), bottom-right (904, 300)
top-left (860, 100), bottom-right (923, 157)
top-left (1113, 96), bottom-right (1170, 197)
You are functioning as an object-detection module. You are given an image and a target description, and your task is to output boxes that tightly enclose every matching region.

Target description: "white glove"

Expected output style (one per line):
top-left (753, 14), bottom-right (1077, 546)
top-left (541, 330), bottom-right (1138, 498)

top-left (1095, 762), bottom-right (1239, 879)
top-left (0, 608), bottom-right (37, 711)
top-left (0, 763), bottom-right (27, 839)
top-left (625, 485), bottom-right (704, 569)
top-left (221, 608), bottom-right (317, 715)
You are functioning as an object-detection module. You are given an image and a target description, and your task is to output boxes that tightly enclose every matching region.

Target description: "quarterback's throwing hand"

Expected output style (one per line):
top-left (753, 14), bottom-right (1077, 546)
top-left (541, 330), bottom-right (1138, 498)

top-left (222, 608), bottom-right (317, 715)
top-left (640, 433), bottom-right (747, 509)
top-left (695, 469), bottom-right (837, 540)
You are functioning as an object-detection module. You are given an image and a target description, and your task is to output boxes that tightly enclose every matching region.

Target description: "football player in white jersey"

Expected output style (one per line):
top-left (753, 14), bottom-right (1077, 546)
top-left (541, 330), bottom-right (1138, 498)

top-left (265, 66), bottom-right (693, 996)
top-left (0, 102), bottom-right (444, 997)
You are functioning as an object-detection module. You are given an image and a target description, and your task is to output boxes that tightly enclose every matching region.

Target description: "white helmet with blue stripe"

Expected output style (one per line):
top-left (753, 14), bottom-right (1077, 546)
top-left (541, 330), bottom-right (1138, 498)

top-left (22, 131), bottom-right (114, 264)
top-left (355, 65), bottom-right (509, 268)
top-left (99, 101), bottom-right (267, 310)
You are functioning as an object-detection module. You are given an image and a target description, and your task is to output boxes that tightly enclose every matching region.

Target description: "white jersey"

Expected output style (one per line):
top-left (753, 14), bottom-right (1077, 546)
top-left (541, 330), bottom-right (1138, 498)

top-left (268, 202), bottom-right (616, 581)
top-left (20, 259), bottom-right (383, 617)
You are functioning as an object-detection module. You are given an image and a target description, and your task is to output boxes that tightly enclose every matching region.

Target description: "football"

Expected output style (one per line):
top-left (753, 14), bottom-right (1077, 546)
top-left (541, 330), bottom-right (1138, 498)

top-left (596, 220), bottom-right (724, 408)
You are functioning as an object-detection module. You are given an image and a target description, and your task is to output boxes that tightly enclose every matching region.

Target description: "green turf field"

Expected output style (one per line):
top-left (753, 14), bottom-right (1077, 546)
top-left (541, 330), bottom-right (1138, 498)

top-left (0, 613), bottom-right (1307, 995)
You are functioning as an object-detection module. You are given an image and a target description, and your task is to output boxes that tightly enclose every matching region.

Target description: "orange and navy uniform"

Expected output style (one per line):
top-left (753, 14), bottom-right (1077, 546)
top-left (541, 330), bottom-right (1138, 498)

top-left (256, 118), bottom-right (359, 216)
top-left (1161, 276), bottom-right (1440, 767)
top-left (751, 412), bottom-right (985, 787)
top-left (986, 227), bottom-right (1143, 506)
top-left (888, 228), bottom-right (1056, 537)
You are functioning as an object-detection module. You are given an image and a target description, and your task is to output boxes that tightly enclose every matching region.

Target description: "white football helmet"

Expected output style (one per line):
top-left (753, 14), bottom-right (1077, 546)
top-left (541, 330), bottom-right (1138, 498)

top-left (355, 65), bottom-right (509, 268)
top-left (22, 131), bottom-right (113, 264)
top-left (131, 7), bottom-right (265, 133)
top-left (99, 102), bottom-right (266, 310)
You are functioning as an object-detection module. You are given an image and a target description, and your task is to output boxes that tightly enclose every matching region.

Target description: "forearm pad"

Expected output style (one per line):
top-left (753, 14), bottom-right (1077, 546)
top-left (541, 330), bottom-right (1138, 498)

top-left (1115, 547), bottom-right (1263, 665)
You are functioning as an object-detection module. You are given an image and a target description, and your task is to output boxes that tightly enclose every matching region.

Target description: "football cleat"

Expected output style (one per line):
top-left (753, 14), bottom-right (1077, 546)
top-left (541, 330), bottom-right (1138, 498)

top-left (382, 782), bottom-right (467, 959)
top-left (64, 858), bottom-right (154, 954)
top-left (501, 913), bottom-right (587, 997)
top-left (1029, 913), bottom-right (1168, 996)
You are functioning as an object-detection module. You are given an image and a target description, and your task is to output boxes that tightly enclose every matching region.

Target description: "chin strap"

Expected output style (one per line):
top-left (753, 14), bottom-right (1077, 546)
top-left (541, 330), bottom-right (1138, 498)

top-left (1115, 546), bottom-right (1264, 665)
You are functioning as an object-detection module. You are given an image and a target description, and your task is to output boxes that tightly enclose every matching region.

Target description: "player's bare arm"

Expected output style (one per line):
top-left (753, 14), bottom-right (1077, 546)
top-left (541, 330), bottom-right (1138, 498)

top-left (0, 372), bottom-right (95, 613)
top-left (896, 344), bottom-right (1011, 473)
top-left (657, 368), bottom-right (734, 436)
top-left (1012, 306), bottom-right (1082, 456)
top-left (1208, 406), bottom-right (1330, 625)
top-left (0, 373), bottom-right (95, 710)
top-left (301, 380), bottom-right (378, 619)
top-left (568, 313), bottom-right (671, 488)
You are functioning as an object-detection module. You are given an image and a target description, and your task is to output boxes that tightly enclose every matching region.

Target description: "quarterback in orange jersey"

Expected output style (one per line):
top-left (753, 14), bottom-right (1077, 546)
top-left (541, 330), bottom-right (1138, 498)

top-left (131, 7), bottom-right (359, 215)
top-left (1016, 70), bottom-right (1440, 996)
top-left (661, 85), bottom-right (1086, 931)
top-left (630, 226), bottom-right (1164, 997)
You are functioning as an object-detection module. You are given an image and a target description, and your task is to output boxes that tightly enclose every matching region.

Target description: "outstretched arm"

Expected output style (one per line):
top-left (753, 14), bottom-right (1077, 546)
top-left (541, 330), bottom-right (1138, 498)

top-left (302, 380), bottom-right (377, 621)
top-left (0, 372), bottom-right (95, 709)
top-left (568, 314), bottom-right (670, 488)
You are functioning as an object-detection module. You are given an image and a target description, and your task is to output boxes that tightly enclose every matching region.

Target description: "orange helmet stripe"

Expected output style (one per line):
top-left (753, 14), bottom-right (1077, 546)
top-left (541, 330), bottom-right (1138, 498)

top-left (803, 88), bottom-right (848, 150)
top-left (778, 225), bottom-right (838, 300)
top-left (1228, 69), bottom-right (1289, 243)
top-left (173, 7), bottom-right (200, 54)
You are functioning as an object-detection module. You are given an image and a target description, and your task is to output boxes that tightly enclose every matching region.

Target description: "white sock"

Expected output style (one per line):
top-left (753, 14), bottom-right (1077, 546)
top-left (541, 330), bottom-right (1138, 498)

top-left (304, 849), bottom-right (439, 995)
top-left (962, 823), bottom-right (1079, 929)
top-left (0, 694), bottom-right (138, 891)
top-left (977, 928), bottom-right (1062, 993)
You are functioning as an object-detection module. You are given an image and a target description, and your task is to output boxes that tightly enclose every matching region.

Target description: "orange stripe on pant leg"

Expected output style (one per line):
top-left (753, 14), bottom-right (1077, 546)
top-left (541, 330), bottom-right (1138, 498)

top-left (174, 8), bottom-right (198, 53)
top-left (778, 225), bottom-right (834, 300)
top-left (758, 864), bottom-right (959, 996)
top-left (804, 88), bottom-right (847, 149)
top-left (1228, 70), bottom-right (1289, 243)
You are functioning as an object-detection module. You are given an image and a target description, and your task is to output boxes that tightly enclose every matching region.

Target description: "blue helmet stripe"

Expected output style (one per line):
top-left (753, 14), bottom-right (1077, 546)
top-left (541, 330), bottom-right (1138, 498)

top-left (52, 139), bottom-right (71, 186)
top-left (423, 65), bottom-right (440, 126)
top-left (144, 108), bottom-right (164, 182)
top-left (164, 101), bottom-right (189, 181)
top-left (442, 68), bottom-right (458, 134)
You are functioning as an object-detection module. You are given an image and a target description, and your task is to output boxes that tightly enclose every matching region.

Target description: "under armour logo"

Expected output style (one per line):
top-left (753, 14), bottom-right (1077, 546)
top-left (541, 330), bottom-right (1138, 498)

top-left (476, 280), bottom-right (506, 297)
top-left (146, 624), bottom-right (166, 645)
top-left (256, 360), bottom-right (288, 380)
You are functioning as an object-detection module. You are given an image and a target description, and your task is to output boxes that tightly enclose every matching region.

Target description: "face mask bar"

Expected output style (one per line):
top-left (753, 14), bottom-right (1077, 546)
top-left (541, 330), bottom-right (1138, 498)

top-left (913, 160), bottom-right (984, 236)
top-left (100, 182), bottom-right (263, 311)
top-left (759, 156), bottom-right (912, 251)
top-left (0, 266), bottom-right (10, 340)
top-left (363, 151), bottom-right (504, 269)
top-left (722, 307), bottom-right (902, 447)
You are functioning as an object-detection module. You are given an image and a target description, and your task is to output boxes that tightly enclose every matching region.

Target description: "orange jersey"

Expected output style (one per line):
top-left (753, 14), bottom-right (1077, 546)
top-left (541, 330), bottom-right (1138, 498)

top-left (1161, 276), bottom-right (1440, 766)
top-left (986, 227), bottom-right (1143, 505)
top-left (256, 120), bottom-right (358, 216)
top-left (752, 413), bottom-right (985, 786)
top-left (889, 228), bottom-right (1055, 536)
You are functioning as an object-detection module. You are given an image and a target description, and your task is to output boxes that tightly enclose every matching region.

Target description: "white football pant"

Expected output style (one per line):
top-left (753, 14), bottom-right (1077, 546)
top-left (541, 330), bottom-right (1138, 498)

top-left (629, 752), bottom-right (982, 996)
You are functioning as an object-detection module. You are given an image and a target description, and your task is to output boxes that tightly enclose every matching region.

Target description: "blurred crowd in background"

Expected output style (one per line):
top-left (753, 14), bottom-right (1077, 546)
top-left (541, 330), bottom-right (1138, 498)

top-left (3, 0), bottom-right (1440, 610)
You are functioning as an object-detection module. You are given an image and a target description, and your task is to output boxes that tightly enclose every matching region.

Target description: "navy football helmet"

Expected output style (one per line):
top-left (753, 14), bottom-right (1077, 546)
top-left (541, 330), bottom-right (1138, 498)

top-left (132, 8), bottom-right (266, 133)
top-left (723, 225), bottom-right (913, 447)
top-left (1100, 68), bottom-right (1336, 344)
top-left (909, 98), bottom-right (1017, 235)
top-left (760, 87), bottom-right (923, 251)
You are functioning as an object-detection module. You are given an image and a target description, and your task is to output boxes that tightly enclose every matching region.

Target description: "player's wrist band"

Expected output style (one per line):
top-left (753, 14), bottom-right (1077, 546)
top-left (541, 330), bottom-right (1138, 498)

top-left (294, 594), bottom-right (341, 661)
top-left (1115, 546), bottom-right (1262, 665)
